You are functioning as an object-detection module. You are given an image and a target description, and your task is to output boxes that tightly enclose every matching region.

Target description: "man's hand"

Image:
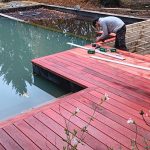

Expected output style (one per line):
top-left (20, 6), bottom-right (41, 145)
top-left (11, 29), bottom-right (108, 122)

top-left (96, 36), bottom-right (101, 42)
top-left (96, 37), bottom-right (104, 43)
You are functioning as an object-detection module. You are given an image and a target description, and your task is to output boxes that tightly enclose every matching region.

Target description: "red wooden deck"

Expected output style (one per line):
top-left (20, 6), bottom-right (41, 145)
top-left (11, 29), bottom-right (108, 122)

top-left (0, 45), bottom-right (150, 150)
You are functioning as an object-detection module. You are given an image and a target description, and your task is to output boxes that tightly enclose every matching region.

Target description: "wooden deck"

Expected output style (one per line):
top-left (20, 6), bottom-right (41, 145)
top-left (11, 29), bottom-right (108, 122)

top-left (0, 45), bottom-right (150, 150)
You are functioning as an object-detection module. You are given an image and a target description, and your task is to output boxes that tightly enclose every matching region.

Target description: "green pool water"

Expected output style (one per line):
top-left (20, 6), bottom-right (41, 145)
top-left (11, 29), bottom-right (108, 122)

top-left (0, 17), bottom-right (90, 120)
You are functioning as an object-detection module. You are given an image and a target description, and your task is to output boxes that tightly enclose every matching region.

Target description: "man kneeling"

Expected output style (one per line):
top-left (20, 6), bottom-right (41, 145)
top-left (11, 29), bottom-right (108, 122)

top-left (92, 16), bottom-right (128, 51)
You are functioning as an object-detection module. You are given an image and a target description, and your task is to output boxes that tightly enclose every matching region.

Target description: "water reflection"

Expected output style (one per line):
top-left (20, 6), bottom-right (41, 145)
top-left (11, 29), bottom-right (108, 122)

top-left (52, 18), bottom-right (94, 38)
top-left (0, 17), bottom-right (90, 96)
top-left (32, 18), bottom-right (95, 40)
top-left (0, 18), bottom-right (33, 95)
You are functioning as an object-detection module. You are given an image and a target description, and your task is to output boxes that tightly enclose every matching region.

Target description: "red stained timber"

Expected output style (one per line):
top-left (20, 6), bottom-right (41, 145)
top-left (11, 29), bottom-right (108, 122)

top-left (0, 46), bottom-right (150, 150)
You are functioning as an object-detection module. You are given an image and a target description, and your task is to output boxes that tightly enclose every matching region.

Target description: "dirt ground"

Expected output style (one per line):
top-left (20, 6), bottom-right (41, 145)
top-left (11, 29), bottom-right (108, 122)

top-left (0, 0), bottom-right (149, 18)
top-left (4, 7), bottom-right (95, 40)
top-left (24, 0), bottom-right (150, 18)
top-left (2, 1), bottom-right (149, 42)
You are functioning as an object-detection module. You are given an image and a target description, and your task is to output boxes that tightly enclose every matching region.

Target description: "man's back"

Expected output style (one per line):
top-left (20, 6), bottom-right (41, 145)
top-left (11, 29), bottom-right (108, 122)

top-left (99, 16), bottom-right (125, 33)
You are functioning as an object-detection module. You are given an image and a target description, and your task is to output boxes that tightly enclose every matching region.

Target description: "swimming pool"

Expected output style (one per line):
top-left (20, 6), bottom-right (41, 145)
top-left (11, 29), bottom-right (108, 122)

top-left (0, 17), bottom-right (90, 120)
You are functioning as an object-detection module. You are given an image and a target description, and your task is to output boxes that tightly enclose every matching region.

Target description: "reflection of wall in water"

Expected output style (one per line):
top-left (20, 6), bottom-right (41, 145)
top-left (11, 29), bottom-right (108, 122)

top-left (31, 18), bottom-right (95, 40)
top-left (33, 64), bottom-right (84, 96)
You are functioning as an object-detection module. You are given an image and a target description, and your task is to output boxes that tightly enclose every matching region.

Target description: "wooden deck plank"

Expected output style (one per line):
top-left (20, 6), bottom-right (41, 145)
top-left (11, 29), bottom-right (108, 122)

top-left (34, 50), bottom-right (150, 89)
top-left (118, 50), bottom-right (150, 62)
top-left (72, 93), bottom-right (150, 139)
top-left (69, 48), bottom-right (150, 79)
top-left (0, 144), bottom-right (5, 150)
top-left (41, 108), bottom-right (109, 150)
top-left (43, 108), bottom-right (128, 150)
top-left (62, 66), bottom-right (150, 108)
top-left (95, 86), bottom-right (150, 109)
top-left (85, 73), bottom-right (150, 103)
top-left (14, 120), bottom-right (58, 150)
top-left (33, 59), bottom-right (95, 88)
top-left (83, 68), bottom-right (150, 97)
top-left (53, 51), bottom-right (150, 99)
top-left (3, 124), bottom-right (40, 150)
top-left (0, 128), bottom-right (22, 150)
top-left (80, 91), bottom-right (150, 132)
top-left (1, 45), bottom-right (150, 150)
top-left (65, 98), bottom-right (149, 146)
top-left (49, 105), bottom-right (131, 150)
top-left (59, 50), bottom-right (150, 91)
top-left (57, 101), bottom-right (147, 149)
top-left (57, 101), bottom-right (142, 146)
top-left (39, 54), bottom-right (150, 104)
top-left (34, 112), bottom-right (93, 150)
top-left (70, 46), bottom-right (150, 65)
top-left (90, 90), bottom-right (144, 119)
top-left (24, 116), bottom-right (65, 150)
top-left (94, 87), bottom-right (149, 112)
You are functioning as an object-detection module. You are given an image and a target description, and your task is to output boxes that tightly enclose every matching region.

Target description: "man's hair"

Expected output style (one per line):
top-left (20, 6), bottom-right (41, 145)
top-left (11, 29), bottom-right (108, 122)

top-left (92, 18), bottom-right (99, 27)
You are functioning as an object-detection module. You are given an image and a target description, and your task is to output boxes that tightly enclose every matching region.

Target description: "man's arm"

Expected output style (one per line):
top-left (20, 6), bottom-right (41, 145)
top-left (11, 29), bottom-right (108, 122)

top-left (96, 22), bottom-right (109, 42)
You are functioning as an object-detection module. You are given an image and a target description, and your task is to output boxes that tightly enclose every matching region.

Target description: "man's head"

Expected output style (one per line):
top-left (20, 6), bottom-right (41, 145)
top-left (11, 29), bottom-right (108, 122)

top-left (92, 18), bottom-right (100, 30)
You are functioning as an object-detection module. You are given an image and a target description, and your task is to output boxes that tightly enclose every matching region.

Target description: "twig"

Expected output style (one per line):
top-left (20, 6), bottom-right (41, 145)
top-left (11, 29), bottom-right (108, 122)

top-left (142, 115), bottom-right (150, 127)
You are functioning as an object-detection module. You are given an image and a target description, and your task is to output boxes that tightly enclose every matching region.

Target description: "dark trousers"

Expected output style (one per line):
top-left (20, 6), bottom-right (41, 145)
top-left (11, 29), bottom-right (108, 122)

top-left (115, 25), bottom-right (128, 51)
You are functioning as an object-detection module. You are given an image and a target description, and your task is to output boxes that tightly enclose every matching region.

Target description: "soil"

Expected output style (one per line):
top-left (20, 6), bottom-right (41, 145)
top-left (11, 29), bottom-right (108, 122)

top-left (1, 1), bottom-right (150, 18)
top-left (5, 8), bottom-right (95, 39)
top-left (25, 0), bottom-right (150, 18)
top-left (3, 1), bottom-right (149, 40)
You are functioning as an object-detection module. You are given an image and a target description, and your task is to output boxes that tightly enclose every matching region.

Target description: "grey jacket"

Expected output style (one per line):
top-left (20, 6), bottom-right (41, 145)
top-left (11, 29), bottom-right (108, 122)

top-left (98, 16), bottom-right (125, 40)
